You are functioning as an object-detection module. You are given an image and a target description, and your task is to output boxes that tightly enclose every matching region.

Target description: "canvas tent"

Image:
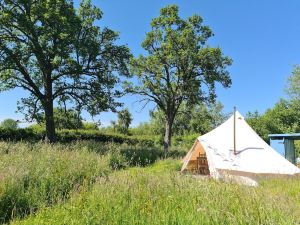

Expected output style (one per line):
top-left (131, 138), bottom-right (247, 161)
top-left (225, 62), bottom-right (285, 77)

top-left (181, 111), bottom-right (300, 186)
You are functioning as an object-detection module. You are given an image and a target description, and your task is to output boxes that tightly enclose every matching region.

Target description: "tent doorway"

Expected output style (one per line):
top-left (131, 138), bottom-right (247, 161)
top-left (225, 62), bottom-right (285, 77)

top-left (196, 152), bottom-right (209, 175)
top-left (183, 140), bottom-right (210, 175)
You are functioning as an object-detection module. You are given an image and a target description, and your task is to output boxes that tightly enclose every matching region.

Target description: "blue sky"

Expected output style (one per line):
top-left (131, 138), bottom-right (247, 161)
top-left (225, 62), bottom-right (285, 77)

top-left (0, 0), bottom-right (300, 127)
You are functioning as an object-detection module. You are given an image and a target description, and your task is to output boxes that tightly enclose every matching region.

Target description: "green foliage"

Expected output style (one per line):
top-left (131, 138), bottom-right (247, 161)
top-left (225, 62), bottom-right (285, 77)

top-left (109, 152), bottom-right (128, 170)
top-left (0, 142), bottom-right (110, 223)
top-left (246, 111), bottom-right (269, 141)
top-left (0, 141), bottom-right (186, 223)
top-left (82, 122), bottom-right (99, 130)
top-left (0, 119), bottom-right (18, 130)
top-left (37, 108), bottom-right (83, 130)
top-left (172, 133), bottom-right (199, 148)
top-left (120, 147), bottom-right (163, 167)
top-left (30, 117), bottom-right (99, 131)
top-left (15, 162), bottom-right (300, 225)
top-left (0, 0), bottom-right (131, 142)
top-left (0, 142), bottom-right (298, 224)
top-left (116, 108), bottom-right (133, 134)
top-left (132, 102), bottom-right (227, 138)
top-left (0, 128), bottom-right (156, 146)
top-left (53, 108), bottom-right (82, 130)
top-left (0, 128), bottom-right (42, 142)
top-left (108, 145), bottom-right (186, 170)
top-left (286, 65), bottom-right (300, 99)
top-left (126, 4), bottom-right (232, 149)
top-left (56, 129), bottom-right (156, 146)
top-left (246, 99), bottom-right (300, 142)
top-left (264, 99), bottom-right (300, 133)
top-left (130, 122), bottom-right (159, 136)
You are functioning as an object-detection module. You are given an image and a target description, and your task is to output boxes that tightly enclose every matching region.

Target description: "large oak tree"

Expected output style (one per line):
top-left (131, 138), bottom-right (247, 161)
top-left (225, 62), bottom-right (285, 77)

top-left (126, 5), bottom-right (232, 153)
top-left (0, 0), bottom-right (131, 142)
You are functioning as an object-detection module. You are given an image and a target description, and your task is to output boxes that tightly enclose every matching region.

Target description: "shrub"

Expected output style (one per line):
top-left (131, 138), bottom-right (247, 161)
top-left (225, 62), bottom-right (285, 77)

top-left (166, 149), bottom-right (187, 158)
top-left (56, 130), bottom-right (156, 146)
top-left (107, 145), bottom-right (184, 170)
top-left (0, 119), bottom-right (18, 130)
top-left (109, 152), bottom-right (128, 170)
top-left (0, 128), bottom-right (42, 142)
top-left (120, 147), bottom-right (163, 167)
top-left (82, 122), bottom-right (99, 130)
top-left (173, 133), bottom-right (199, 148)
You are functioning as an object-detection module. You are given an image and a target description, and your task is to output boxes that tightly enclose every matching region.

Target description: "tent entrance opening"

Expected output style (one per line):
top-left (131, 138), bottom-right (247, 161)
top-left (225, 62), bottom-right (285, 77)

top-left (197, 152), bottom-right (209, 175)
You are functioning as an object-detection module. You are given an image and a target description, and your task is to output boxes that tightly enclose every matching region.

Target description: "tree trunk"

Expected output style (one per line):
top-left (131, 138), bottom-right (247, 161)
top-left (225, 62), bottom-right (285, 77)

top-left (44, 98), bottom-right (56, 143)
top-left (43, 75), bottom-right (56, 143)
top-left (163, 119), bottom-right (173, 157)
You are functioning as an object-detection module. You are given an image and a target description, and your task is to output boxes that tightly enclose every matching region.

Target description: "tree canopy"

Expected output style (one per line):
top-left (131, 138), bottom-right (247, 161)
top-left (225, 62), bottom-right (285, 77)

top-left (246, 99), bottom-right (300, 141)
top-left (117, 108), bottom-right (132, 134)
top-left (0, 118), bottom-right (18, 130)
top-left (48, 108), bottom-right (83, 130)
top-left (0, 0), bottom-right (131, 142)
top-left (134, 102), bottom-right (226, 136)
top-left (286, 65), bottom-right (300, 99)
top-left (126, 5), bottom-right (232, 152)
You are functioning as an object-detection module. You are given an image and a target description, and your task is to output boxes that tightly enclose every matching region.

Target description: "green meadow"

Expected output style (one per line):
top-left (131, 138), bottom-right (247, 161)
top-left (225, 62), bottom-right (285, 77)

top-left (0, 142), bottom-right (297, 225)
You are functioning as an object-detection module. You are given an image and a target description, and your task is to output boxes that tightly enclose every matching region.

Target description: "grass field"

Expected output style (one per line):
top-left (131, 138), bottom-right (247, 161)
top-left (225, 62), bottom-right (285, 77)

top-left (0, 142), bottom-right (299, 224)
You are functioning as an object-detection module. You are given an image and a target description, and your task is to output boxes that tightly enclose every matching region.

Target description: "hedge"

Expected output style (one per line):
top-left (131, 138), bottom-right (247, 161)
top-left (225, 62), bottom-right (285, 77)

top-left (0, 128), bottom-right (156, 146)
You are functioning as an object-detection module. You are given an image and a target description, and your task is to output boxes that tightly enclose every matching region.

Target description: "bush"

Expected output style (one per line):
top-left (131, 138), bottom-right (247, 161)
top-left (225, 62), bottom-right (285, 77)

top-left (108, 146), bottom-right (185, 169)
top-left (120, 147), bottom-right (163, 167)
top-left (172, 133), bottom-right (199, 148)
top-left (109, 152), bottom-right (128, 170)
top-left (166, 149), bottom-right (187, 158)
top-left (82, 122), bottom-right (99, 130)
top-left (56, 130), bottom-right (156, 146)
top-left (0, 119), bottom-right (18, 130)
top-left (0, 128), bottom-right (42, 142)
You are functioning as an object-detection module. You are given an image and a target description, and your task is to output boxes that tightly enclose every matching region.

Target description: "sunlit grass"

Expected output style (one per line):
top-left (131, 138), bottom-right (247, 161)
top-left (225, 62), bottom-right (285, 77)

top-left (14, 160), bottom-right (300, 225)
top-left (0, 141), bottom-right (110, 223)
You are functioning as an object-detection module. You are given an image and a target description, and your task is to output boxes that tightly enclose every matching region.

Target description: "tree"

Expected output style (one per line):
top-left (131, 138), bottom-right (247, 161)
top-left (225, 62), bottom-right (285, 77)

top-left (245, 111), bottom-right (269, 141)
top-left (188, 102), bottom-right (227, 134)
top-left (117, 108), bottom-right (132, 134)
top-left (126, 5), bottom-right (232, 153)
top-left (110, 121), bottom-right (117, 132)
top-left (0, 118), bottom-right (18, 129)
top-left (51, 108), bottom-right (83, 130)
top-left (0, 0), bottom-right (131, 142)
top-left (246, 99), bottom-right (300, 142)
top-left (286, 66), bottom-right (300, 99)
top-left (82, 121), bottom-right (99, 130)
top-left (143, 101), bottom-right (227, 137)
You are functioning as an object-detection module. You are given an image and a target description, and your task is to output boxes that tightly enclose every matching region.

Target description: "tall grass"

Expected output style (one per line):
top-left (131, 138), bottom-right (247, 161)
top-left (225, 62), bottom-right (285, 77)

top-left (0, 142), bottom-right (110, 223)
top-left (15, 160), bottom-right (300, 225)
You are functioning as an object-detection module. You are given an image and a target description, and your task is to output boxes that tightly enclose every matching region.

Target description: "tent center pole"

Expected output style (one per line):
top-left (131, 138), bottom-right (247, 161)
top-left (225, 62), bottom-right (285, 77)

top-left (234, 106), bottom-right (236, 155)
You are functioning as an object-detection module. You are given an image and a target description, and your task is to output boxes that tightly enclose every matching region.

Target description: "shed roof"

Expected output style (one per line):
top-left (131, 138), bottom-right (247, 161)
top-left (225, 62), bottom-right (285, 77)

top-left (268, 133), bottom-right (300, 140)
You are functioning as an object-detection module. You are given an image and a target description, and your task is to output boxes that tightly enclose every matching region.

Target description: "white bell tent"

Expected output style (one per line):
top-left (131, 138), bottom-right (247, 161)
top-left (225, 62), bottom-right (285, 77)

top-left (181, 110), bottom-right (300, 185)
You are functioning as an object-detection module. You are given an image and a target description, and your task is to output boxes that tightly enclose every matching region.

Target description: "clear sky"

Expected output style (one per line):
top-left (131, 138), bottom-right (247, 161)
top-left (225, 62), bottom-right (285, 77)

top-left (0, 0), bottom-right (300, 127)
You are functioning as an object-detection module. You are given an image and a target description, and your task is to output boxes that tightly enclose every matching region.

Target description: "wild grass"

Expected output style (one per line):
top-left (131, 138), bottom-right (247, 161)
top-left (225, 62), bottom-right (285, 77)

top-left (0, 141), bottom-right (110, 223)
top-left (14, 160), bottom-right (300, 225)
